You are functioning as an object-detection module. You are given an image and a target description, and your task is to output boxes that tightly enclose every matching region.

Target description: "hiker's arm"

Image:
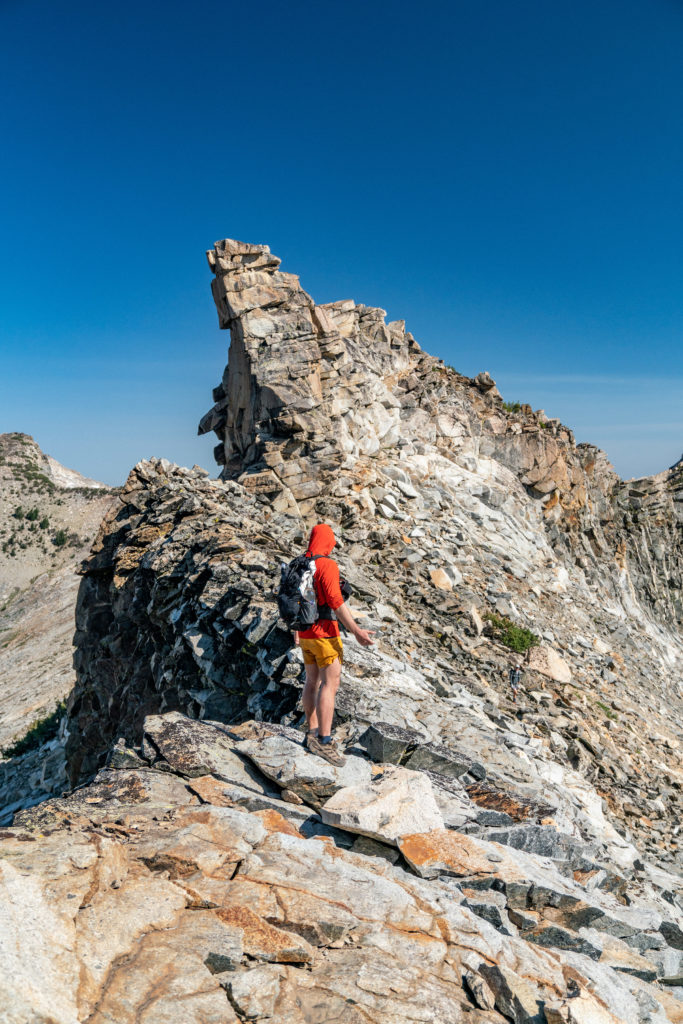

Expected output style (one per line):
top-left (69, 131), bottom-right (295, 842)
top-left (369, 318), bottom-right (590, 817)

top-left (335, 602), bottom-right (375, 646)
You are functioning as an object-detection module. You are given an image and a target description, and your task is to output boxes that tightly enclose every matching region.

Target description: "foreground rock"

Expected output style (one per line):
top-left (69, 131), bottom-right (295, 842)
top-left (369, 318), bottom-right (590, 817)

top-left (2, 712), bottom-right (683, 1023)
top-left (320, 764), bottom-right (444, 843)
top-left (238, 729), bottom-right (371, 808)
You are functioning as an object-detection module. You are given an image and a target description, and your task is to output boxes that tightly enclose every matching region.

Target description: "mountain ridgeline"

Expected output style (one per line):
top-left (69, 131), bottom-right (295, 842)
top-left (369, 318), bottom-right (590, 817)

top-left (201, 238), bottom-right (682, 629)
top-left (69, 238), bottom-right (683, 865)
top-left (3, 241), bottom-right (683, 1024)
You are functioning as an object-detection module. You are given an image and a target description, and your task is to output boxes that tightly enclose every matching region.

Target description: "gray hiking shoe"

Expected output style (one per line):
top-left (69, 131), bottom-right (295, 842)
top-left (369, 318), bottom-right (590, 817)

top-left (307, 734), bottom-right (346, 766)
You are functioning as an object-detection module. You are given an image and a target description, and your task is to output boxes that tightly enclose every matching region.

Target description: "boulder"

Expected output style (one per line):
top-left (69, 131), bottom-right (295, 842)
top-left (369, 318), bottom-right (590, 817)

top-left (430, 567), bottom-right (453, 591)
top-left (186, 775), bottom-right (313, 828)
top-left (476, 824), bottom-right (600, 872)
top-left (398, 828), bottom-right (523, 881)
top-left (404, 741), bottom-right (486, 781)
top-left (237, 732), bottom-right (371, 808)
top-left (320, 765), bottom-right (444, 844)
top-left (143, 712), bottom-right (278, 796)
top-left (226, 965), bottom-right (287, 1020)
top-left (477, 963), bottom-right (545, 1024)
top-left (527, 645), bottom-right (572, 684)
top-left (357, 721), bottom-right (423, 764)
top-left (525, 922), bottom-right (602, 959)
top-left (470, 606), bottom-right (485, 635)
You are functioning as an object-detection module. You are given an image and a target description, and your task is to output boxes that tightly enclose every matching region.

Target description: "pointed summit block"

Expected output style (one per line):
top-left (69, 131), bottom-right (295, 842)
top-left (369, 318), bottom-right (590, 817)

top-left (200, 238), bottom-right (420, 512)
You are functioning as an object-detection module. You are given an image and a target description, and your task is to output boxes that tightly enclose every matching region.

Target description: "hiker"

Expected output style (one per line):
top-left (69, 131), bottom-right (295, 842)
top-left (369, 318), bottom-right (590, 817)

top-left (295, 523), bottom-right (374, 765)
top-left (508, 660), bottom-right (524, 702)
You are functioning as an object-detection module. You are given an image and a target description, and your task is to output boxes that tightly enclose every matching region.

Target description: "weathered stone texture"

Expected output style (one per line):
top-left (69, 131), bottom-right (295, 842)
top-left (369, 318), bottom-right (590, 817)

top-left (4, 239), bottom-right (683, 1021)
top-left (64, 240), bottom-right (683, 879)
top-left (5, 713), bottom-right (683, 1022)
top-left (202, 239), bottom-right (683, 632)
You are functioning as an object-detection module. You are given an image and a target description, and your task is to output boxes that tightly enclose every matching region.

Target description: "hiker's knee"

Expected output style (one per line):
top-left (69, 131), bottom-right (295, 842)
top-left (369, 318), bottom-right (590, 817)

top-left (321, 659), bottom-right (342, 691)
top-left (302, 665), bottom-right (320, 699)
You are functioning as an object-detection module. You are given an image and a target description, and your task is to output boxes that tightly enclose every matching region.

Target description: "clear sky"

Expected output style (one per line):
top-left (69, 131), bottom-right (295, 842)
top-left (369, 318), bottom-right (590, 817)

top-left (1, 0), bottom-right (682, 485)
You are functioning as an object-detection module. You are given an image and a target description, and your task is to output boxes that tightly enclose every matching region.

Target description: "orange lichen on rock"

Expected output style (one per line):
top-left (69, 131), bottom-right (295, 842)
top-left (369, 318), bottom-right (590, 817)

top-left (398, 829), bottom-right (522, 880)
top-left (217, 905), bottom-right (313, 963)
top-left (188, 775), bottom-right (235, 806)
top-left (254, 808), bottom-right (302, 838)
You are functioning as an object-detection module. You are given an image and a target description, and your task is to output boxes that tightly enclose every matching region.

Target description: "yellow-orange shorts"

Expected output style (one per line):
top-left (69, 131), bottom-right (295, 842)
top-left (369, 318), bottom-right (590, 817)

top-left (300, 637), bottom-right (344, 668)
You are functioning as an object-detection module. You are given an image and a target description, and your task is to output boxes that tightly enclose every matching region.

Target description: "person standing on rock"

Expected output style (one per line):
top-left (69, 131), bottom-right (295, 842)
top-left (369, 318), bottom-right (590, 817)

top-left (508, 660), bottom-right (524, 702)
top-left (296, 523), bottom-right (374, 766)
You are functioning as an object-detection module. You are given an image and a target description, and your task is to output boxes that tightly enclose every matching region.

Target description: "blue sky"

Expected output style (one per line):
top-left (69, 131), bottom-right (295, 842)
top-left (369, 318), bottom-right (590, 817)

top-left (1, 0), bottom-right (681, 485)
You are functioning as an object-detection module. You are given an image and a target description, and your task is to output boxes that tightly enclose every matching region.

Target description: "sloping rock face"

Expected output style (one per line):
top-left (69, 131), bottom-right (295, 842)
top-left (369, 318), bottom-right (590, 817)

top-left (201, 240), bottom-right (682, 629)
top-left (4, 712), bottom-right (683, 1024)
top-left (3, 238), bottom-right (683, 1020)
top-left (0, 433), bottom-right (114, 749)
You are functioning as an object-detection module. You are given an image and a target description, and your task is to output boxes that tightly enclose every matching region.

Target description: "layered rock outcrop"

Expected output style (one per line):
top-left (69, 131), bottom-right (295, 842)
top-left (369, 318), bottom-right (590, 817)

top-left (201, 240), bottom-right (682, 628)
top-left (66, 450), bottom-right (683, 874)
top-left (3, 239), bottom-right (683, 1022)
top-left (67, 240), bottom-right (683, 874)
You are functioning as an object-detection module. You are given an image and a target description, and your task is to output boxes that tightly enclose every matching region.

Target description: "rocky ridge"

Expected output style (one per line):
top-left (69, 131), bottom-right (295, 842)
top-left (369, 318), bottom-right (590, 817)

top-left (0, 433), bottom-right (113, 750)
top-left (201, 239), bottom-right (682, 630)
top-left (0, 431), bottom-right (109, 601)
top-left (2, 240), bottom-right (683, 1022)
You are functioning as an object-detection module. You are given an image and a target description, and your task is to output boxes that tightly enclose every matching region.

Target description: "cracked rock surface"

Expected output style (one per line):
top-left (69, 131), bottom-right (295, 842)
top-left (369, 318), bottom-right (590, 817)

top-left (3, 713), bottom-right (683, 1023)
top-left (2, 238), bottom-right (683, 1022)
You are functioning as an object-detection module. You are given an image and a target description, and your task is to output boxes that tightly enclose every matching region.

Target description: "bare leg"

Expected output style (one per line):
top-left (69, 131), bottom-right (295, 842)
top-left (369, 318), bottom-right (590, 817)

top-left (302, 662), bottom-right (321, 732)
top-left (316, 658), bottom-right (342, 737)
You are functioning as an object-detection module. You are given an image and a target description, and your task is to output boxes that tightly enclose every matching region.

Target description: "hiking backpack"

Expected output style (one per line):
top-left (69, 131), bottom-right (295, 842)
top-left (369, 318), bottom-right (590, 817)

top-left (277, 555), bottom-right (320, 630)
top-left (277, 556), bottom-right (352, 631)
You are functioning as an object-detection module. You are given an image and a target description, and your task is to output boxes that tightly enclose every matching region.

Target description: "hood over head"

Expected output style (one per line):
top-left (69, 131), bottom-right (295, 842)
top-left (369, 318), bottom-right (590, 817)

top-left (307, 523), bottom-right (336, 557)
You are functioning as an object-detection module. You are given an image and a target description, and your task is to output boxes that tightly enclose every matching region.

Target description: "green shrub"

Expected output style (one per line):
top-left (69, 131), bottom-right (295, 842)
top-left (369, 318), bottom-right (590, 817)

top-left (2, 702), bottom-right (67, 758)
top-left (596, 701), bottom-right (617, 721)
top-left (54, 529), bottom-right (68, 547)
top-left (39, 517), bottom-right (49, 529)
top-left (26, 508), bottom-right (40, 521)
top-left (502, 401), bottom-right (522, 414)
top-left (12, 506), bottom-right (24, 520)
top-left (483, 612), bottom-right (540, 654)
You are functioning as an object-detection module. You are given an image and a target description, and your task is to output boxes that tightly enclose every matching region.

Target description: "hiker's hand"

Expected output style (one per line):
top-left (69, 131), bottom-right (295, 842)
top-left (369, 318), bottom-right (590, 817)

top-left (354, 627), bottom-right (375, 647)
top-left (293, 631), bottom-right (300, 646)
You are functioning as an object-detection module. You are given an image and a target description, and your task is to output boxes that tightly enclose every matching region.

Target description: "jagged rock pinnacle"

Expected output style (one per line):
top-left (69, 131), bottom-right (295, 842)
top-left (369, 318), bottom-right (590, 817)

top-left (2, 241), bottom-right (683, 1023)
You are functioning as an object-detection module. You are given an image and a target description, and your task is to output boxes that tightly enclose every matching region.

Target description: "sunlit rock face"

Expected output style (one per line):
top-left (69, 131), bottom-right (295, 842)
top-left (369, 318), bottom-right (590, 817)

top-left (201, 239), bottom-right (682, 631)
top-left (67, 240), bottom-right (683, 875)
top-left (6, 712), bottom-right (683, 1024)
top-left (4, 238), bottom-right (683, 1022)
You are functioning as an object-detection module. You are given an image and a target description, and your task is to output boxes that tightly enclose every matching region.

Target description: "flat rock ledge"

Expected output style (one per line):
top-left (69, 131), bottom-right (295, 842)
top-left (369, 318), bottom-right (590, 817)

top-left (2, 711), bottom-right (683, 1024)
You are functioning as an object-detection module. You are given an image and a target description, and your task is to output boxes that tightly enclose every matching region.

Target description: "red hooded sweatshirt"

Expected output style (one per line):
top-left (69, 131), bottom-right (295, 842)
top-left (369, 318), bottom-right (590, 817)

top-left (298, 524), bottom-right (344, 640)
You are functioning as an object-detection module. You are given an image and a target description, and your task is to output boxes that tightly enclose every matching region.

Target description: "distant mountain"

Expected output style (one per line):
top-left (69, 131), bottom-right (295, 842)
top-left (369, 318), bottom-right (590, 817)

top-left (0, 433), bottom-right (115, 750)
